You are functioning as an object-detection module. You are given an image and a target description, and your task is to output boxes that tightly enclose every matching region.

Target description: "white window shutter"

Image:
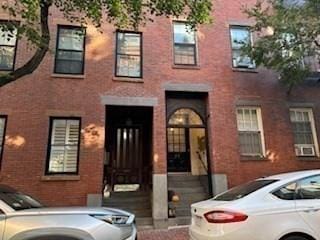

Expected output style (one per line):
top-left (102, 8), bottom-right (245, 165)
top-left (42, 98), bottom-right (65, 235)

top-left (49, 119), bottom-right (80, 173)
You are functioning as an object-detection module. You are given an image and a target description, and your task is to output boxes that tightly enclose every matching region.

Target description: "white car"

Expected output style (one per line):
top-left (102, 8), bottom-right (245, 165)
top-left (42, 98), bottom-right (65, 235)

top-left (0, 185), bottom-right (137, 240)
top-left (190, 170), bottom-right (320, 240)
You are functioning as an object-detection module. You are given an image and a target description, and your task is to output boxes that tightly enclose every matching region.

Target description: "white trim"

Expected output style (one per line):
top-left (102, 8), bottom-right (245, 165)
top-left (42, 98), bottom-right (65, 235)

top-left (289, 108), bottom-right (320, 157)
top-left (236, 107), bottom-right (266, 157)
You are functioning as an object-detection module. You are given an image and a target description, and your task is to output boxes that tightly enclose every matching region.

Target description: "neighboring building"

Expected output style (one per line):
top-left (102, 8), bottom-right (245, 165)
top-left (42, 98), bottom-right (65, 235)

top-left (0, 0), bottom-right (320, 228)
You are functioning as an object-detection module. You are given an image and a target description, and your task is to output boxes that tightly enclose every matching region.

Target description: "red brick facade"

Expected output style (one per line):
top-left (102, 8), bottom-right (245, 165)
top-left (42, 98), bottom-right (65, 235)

top-left (0, 0), bottom-right (320, 207)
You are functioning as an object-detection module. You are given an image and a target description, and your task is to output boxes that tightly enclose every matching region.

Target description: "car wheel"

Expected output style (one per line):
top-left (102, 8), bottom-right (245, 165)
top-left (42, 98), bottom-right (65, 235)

top-left (283, 236), bottom-right (309, 240)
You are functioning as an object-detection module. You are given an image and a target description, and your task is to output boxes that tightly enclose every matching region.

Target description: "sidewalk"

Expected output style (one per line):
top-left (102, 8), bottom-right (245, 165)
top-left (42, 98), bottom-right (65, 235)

top-left (138, 227), bottom-right (189, 240)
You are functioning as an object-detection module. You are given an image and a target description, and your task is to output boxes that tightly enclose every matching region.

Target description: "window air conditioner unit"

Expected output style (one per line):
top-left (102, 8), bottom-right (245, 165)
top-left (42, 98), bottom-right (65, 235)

top-left (234, 56), bottom-right (255, 69)
top-left (295, 145), bottom-right (316, 156)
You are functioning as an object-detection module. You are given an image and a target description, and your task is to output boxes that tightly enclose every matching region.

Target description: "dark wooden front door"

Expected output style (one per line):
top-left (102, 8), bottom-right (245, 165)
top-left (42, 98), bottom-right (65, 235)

top-left (167, 128), bottom-right (191, 172)
top-left (109, 126), bottom-right (143, 188)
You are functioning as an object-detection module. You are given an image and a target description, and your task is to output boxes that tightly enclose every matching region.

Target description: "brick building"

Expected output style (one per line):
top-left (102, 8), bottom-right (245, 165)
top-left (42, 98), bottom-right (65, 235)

top-left (0, 0), bottom-right (320, 228)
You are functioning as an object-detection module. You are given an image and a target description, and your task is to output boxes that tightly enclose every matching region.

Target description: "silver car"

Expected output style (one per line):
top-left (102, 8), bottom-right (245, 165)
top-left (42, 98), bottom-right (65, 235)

top-left (0, 185), bottom-right (137, 240)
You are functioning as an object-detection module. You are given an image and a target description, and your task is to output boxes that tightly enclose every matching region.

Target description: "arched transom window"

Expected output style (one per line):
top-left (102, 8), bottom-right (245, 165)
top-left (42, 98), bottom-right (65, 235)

top-left (168, 108), bottom-right (203, 126)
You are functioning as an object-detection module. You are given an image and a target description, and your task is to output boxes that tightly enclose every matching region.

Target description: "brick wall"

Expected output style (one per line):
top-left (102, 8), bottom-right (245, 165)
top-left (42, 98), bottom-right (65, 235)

top-left (0, 0), bottom-right (320, 206)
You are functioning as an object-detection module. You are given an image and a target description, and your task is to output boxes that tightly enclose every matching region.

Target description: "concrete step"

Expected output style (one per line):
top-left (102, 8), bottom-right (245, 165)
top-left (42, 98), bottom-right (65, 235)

top-left (168, 181), bottom-right (203, 188)
top-left (104, 203), bottom-right (151, 211)
top-left (175, 208), bottom-right (192, 217)
top-left (119, 208), bottom-right (152, 218)
top-left (110, 191), bottom-right (150, 198)
top-left (169, 186), bottom-right (207, 194)
top-left (168, 175), bottom-right (200, 182)
top-left (177, 193), bottom-right (209, 202)
top-left (103, 191), bottom-right (152, 218)
top-left (104, 196), bottom-right (150, 204)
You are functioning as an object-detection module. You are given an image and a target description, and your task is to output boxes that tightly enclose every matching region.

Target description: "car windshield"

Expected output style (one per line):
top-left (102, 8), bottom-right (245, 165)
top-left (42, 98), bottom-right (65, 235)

top-left (213, 179), bottom-right (278, 201)
top-left (0, 192), bottom-right (43, 210)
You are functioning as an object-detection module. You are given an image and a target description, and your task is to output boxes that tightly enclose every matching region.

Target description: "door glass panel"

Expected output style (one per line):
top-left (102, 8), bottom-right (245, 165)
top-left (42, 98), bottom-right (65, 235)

top-left (189, 128), bottom-right (207, 176)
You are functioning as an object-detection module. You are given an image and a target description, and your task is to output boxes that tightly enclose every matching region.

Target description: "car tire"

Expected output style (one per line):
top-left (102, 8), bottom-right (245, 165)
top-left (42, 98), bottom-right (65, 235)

top-left (283, 236), bottom-right (309, 240)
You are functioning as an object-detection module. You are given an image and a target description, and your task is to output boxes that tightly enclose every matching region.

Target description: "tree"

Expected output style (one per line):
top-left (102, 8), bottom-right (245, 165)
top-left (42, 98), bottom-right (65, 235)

top-left (244, 0), bottom-right (320, 93)
top-left (0, 0), bottom-right (213, 87)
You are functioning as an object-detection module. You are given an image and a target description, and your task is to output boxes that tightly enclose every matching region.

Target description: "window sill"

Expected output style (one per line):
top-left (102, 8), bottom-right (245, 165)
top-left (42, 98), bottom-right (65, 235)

top-left (51, 73), bottom-right (85, 79)
top-left (232, 68), bottom-right (258, 73)
top-left (297, 156), bottom-right (320, 161)
top-left (41, 175), bottom-right (81, 182)
top-left (113, 76), bottom-right (144, 83)
top-left (240, 155), bottom-right (268, 161)
top-left (172, 65), bottom-right (201, 70)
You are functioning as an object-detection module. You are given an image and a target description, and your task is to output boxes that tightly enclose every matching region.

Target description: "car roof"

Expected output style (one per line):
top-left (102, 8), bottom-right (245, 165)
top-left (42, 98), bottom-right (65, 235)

top-left (0, 185), bottom-right (17, 193)
top-left (261, 169), bottom-right (320, 181)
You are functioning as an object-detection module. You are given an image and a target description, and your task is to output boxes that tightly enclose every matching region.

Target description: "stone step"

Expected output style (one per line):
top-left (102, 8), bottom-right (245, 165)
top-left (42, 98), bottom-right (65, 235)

top-left (169, 186), bottom-right (207, 194)
top-left (110, 191), bottom-right (150, 198)
top-left (120, 208), bottom-right (152, 218)
top-left (175, 208), bottom-right (192, 217)
top-left (177, 193), bottom-right (209, 202)
top-left (104, 196), bottom-right (150, 204)
top-left (168, 175), bottom-right (201, 182)
top-left (104, 203), bottom-right (151, 211)
top-left (168, 181), bottom-right (203, 188)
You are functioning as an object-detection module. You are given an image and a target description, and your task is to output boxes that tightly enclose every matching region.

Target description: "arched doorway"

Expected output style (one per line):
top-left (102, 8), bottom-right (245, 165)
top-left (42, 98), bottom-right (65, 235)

top-left (167, 108), bottom-right (208, 174)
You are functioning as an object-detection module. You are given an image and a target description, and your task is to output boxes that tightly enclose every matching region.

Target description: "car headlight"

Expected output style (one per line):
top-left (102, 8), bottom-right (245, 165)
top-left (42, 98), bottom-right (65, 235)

top-left (92, 214), bottom-right (130, 225)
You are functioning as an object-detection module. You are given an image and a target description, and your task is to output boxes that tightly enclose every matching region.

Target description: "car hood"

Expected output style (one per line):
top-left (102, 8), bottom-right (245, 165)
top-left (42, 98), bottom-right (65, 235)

top-left (9, 207), bottom-right (132, 217)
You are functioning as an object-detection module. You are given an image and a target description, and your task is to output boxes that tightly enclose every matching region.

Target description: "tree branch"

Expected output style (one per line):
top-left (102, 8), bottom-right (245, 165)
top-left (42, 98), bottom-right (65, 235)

top-left (0, 1), bottom-right (51, 87)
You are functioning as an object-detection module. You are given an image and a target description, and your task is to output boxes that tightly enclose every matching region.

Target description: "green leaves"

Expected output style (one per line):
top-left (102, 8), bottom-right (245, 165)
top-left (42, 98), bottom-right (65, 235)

top-left (245, 0), bottom-right (320, 92)
top-left (0, 0), bottom-right (213, 87)
top-left (1, 0), bottom-right (212, 46)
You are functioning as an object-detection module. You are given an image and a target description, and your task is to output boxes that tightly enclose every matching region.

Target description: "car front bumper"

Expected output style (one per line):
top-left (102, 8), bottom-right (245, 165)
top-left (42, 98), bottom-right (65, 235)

top-left (124, 225), bottom-right (137, 240)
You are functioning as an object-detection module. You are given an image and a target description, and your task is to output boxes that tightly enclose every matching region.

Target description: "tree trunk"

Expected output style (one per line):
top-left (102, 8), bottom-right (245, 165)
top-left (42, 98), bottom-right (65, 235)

top-left (0, 1), bottom-right (51, 88)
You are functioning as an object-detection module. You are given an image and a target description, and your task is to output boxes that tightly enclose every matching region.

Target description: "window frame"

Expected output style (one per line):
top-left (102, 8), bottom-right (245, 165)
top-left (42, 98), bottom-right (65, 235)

top-left (0, 21), bottom-right (19, 72)
top-left (236, 107), bottom-right (266, 157)
top-left (45, 117), bottom-right (82, 175)
top-left (115, 30), bottom-right (143, 78)
top-left (289, 108), bottom-right (320, 157)
top-left (172, 21), bottom-right (198, 66)
top-left (0, 115), bottom-right (7, 169)
top-left (229, 25), bottom-right (255, 69)
top-left (54, 25), bottom-right (86, 75)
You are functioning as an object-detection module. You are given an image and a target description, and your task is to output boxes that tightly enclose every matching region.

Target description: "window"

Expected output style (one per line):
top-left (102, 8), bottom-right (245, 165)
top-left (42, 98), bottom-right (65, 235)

top-left (47, 118), bottom-right (81, 174)
top-left (116, 31), bottom-right (142, 78)
top-left (168, 108), bottom-right (203, 126)
top-left (230, 26), bottom-right (255, 69)
top-left (237, 107), bottom-right (265, 157)
top-left (213, 180), bottom-right (278, 201)
top-left (173, 22), bottom-right (197, 65)
top-left (0, 23), bottom-right (17, 71)
top-left (296, 175), bottom-right (320, 200)
top-left (273, 183), bottom-right (297, 200)
top-left (54, 26), bottom-right (85, 74)
top-left (167, 128), bottom-right (186, 153)
top-left (290, 108), bottom-right (319, 157)
top-left (0, 191), bottom-right (43, 211)
top-left (0, 116), bottom-right (7, 164)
